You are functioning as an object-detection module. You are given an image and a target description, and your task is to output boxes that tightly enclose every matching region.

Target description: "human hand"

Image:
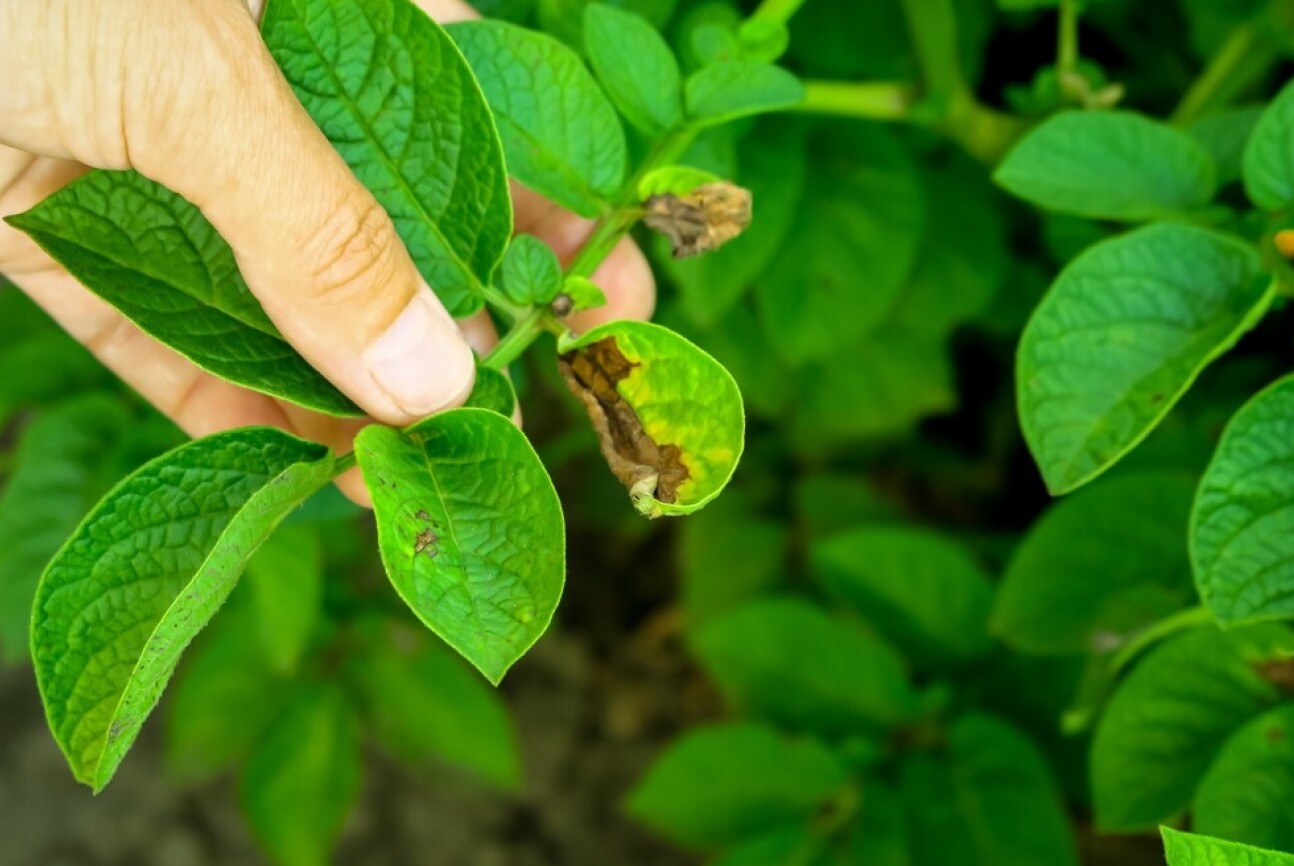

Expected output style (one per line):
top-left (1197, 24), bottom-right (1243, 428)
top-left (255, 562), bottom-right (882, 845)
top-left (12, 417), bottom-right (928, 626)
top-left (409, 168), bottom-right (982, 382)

top-left (0, 0), bottom-right (654, 499)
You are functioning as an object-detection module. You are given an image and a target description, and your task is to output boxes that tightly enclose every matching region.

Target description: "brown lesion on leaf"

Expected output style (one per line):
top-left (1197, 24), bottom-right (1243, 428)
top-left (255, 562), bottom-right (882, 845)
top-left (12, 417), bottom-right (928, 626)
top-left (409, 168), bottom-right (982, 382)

top-left (413, 525), bottom-right (438, 559)
top-left (643, 182), bottom-right (752, 259)
top-left (1253, 657), bottom-right (1294, 693)
top-left (558, 338), bottom-right (689, 511)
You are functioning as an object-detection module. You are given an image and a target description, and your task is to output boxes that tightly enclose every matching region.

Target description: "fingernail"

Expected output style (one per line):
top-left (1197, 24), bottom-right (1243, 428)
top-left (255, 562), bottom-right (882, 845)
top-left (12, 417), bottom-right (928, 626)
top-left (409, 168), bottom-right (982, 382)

top-left (363, 289), bottom-right (475, 419)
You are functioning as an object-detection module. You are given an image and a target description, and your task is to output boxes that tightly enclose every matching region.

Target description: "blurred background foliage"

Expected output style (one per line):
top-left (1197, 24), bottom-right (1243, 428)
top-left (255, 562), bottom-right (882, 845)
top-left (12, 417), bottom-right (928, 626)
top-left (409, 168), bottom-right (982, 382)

top-left (4, 0), bottom-right (1294, 864)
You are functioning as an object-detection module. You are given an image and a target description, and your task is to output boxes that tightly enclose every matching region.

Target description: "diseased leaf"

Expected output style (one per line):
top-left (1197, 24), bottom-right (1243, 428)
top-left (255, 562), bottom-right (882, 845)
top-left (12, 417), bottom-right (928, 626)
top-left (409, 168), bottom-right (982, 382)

top-left (903, 714), bottom-right (1077, 866)
top-left (644, 181), bottom-right (752, 259)
top-left (1163, 829), bottom-right (1294, 866)
top-left (240, 685), bottom-right (362, 866)
top-left (994, 110), bottom-right (1217, 220)
top-left (263, 0), bottom-right (512, 316)
top-left (584, 4), bottom-right (683, 135)
top-left (1244, 79), bottom-right (1294, 211)
top-left (1194, 703), bottom-right (1294, 850)
top-left (811, 527), bottom-right (994, 667)
top-left (693, 597), bottom-right (917, 736)
top-left (662, 123), bottom-right (807, 328)
top-left (1193, 375), bottom-right (1294, 625)
top-left (625, 722), bottom-right (846, 849)
top-left (1090, 624), bottom-right (1294, 831)
top-left (6, 172), bottom-right (359, 415)
top-left (0, 395), bottom-right (130, 663)
top-left (558, 320), bottom-right (744, 517)
top-left (685, 60), bottom-right (804, 124)
top-left (30, 428), bottom-right (336, 790)
top-left (352, 617), bottom-right (521, 789)
top-left (463, 366), bottom-right (518, 417)
top-left (500, 234), bottom-right (563, 306)
top-left (993, 472), bottom-right (1197, 654)
top-left (1017, 223), bottom-right (1269, 495)
top-left (450, 19), bottom-right (627, 217)
top-left (355, 408), bottom-right (564, 684)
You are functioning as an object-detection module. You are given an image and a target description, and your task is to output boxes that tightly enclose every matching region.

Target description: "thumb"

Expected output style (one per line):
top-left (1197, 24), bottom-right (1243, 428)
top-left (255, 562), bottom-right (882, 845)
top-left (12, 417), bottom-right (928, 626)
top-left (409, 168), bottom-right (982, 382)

top-left (129, 1), bottom-right (475, 425)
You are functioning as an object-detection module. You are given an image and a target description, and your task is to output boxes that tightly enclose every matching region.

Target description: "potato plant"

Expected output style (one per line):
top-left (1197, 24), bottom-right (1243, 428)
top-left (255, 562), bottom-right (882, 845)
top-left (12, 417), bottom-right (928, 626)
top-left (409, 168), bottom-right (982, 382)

top-left (9, 0), bottom-right (1294, 865)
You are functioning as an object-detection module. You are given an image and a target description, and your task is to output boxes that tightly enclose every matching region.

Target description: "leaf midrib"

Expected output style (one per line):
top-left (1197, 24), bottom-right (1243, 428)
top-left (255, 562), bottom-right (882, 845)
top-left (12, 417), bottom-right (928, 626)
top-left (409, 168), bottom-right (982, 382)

top-left (278, 3), bottom-right (486, 295)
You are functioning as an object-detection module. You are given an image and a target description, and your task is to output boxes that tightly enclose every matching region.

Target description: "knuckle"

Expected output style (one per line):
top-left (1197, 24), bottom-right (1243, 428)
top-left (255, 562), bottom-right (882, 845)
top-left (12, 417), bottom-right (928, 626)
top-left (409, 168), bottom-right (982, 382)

top-left (304, 194), bottom-right (404, 309)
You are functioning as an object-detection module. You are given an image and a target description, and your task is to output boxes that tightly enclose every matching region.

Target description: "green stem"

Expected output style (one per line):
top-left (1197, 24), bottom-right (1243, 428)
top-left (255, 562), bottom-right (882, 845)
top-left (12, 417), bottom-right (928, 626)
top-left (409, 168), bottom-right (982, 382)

top-left (749, 0), bottom-right (808, 26)
top-left (567, 125), bottom-right (700, 278)
top-left (333, 451), bottom-right (358, 475)
top-left (1171, 22), bottom-right (1275, 125)
top-left (1057, 0), bottom-right (1079, 81)
top-left (483, 307), bottom-right (548, 370)
top-left (1110, 605), bottom-right (1214, 674)
top-left (899, 0), bottom-right (965, 102)
top-left (795, 80), bottom-right (916, 120)
top-left (482, 285), bottom-right (528, 323)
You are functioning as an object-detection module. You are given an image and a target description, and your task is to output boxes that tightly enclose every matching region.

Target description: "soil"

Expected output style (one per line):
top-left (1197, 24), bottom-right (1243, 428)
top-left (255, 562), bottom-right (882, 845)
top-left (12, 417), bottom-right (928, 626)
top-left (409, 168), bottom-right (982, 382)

top-left (0, 616), bottom-right (706, 866)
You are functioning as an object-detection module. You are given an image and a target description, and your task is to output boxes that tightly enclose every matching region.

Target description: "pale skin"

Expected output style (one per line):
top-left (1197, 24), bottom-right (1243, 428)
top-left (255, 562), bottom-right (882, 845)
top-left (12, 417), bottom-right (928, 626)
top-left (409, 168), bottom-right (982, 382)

top-left (0, 0), bottom-right (655, 502)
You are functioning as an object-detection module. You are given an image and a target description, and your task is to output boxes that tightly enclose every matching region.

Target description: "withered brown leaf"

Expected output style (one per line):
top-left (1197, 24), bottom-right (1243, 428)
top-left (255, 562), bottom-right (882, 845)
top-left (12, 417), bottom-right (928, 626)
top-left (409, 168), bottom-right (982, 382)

top-left (558, 338), bottom-right (689, 511)
top-left (643, 182), bottom-right (752, 259)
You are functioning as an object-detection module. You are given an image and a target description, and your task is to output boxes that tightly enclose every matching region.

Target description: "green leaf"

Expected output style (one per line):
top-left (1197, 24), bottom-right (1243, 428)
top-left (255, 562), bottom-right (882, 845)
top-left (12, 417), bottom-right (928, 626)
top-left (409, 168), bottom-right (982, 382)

top-left (355, 408), bottom-right (564, 684)
top-left (1192, 375), bottom-right (1294, 625)
top-left (792, 330), bottom-right (954, 449)
top-left (677, 490), bottom-right (788, 630)
top-left (994, 110), bottom-right (1217, 220)
top-left (244, 524), bottom-right (324, 675)
top-left (1189, 105), bottom-right (1264, 187)
top-left (559, 320), bottom-right (744, 517)
top-left (685, 60), bottom-right (804, 124)
top-left (0, 290), bottom-right (110, 424)
top-left (1090, 624), bottom-right (1294, 831)
top-left (693, 597), bottom-right (917, 737)
top-left (584, 4), bottom-right (683, 135)
top-left (811, 527), bottom-right (994, 667)
top-left (463, 366), bottom-right (518, 416)
top-left (561, 274), bottom-right (609, 312)
top-left (1194, 703), bottom-right (1294, 850)
top-left (262, 0), bottom-right (511, 316)
top-left (0, 395), bottom-right (130, 663)
top-left (663, 123), bottom-right (807, 328)
top-left (538, 0), bottom-right (677, 46)
top-left (625, 722), bottom-right (846, 849)
top-left (1163, 828), bottom-right (1294, 866)
top-left (353, 617), bottom-right (520, 789)
top-left (6, 172), bottom-right (359, 415)
top-left (710, 826), bottom-right (819, 866)
top-left (1244, 79), bottom-right (1294, 211)
top-left (793, 473), bottom-right (898, 539)
top-left (240, 685), bottom-right (362, 866)
top-left (992, 471), bottom-right (1197, 654)
top-left (1017, 223), bottom-right (1269, 495)
top-left (165, 608), bottom-right (291, 783)
top-left (757, 126), bottom-right (925, 364)
top-left (902, 714), bottom-right (1077, 866)
top-left (891, 154), bottom-right (1007, 337)
top-left (30, 428), bottom-right (336, 791)
top-left (450, 19), bottom-right (627, 217)
top-left (638, 165), bottom-right (722, 200)
top-left (500, 234), bottom-right (564, 306)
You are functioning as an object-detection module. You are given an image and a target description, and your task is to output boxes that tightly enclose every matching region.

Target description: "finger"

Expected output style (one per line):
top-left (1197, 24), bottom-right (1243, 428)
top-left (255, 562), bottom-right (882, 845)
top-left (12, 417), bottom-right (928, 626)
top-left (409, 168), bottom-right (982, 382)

top-left (119, 0), bottom-right (475, 426)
